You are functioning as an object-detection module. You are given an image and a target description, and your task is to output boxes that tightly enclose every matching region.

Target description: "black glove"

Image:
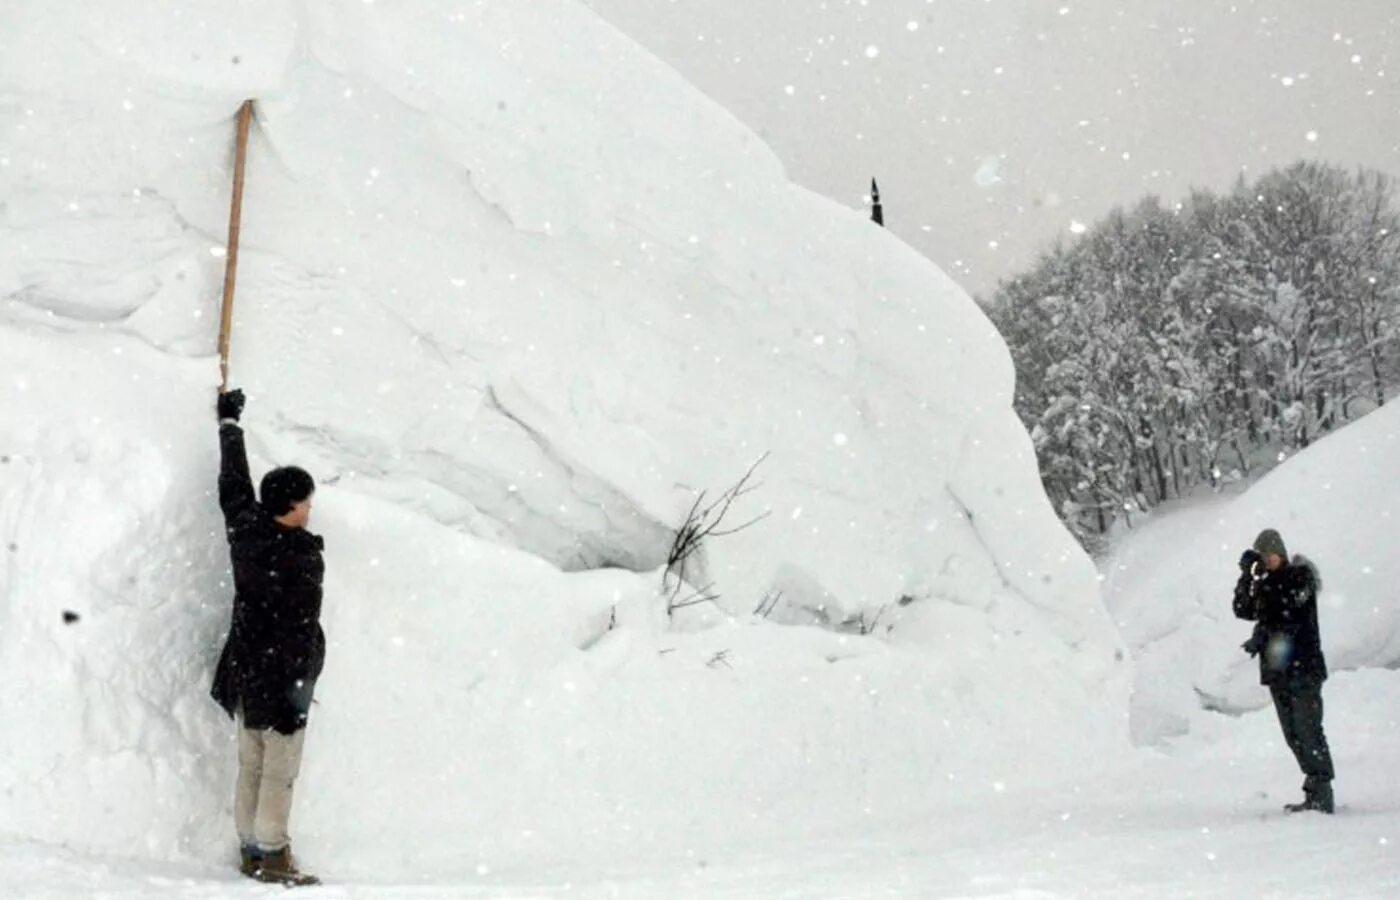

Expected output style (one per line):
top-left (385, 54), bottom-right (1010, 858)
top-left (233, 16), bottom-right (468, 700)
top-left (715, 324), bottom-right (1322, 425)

top-left (217, 389), bottom-right (246, 422)
top-left (1238, 548), bottom-right (1261, 574)
top-left (1241, 631), bottom-right (1265, 657)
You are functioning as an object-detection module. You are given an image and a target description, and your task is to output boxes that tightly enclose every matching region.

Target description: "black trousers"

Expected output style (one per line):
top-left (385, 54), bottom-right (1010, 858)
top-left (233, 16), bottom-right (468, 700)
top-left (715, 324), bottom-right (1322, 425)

top-left (1269, 679), bottom-right (1335, 786)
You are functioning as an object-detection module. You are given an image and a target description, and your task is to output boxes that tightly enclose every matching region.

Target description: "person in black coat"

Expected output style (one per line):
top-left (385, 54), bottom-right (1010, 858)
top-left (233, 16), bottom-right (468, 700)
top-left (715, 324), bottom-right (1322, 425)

top-left (1233, 528), bottom-right (1335, 814)
top-left (210, 389), bottom-right (325, 885)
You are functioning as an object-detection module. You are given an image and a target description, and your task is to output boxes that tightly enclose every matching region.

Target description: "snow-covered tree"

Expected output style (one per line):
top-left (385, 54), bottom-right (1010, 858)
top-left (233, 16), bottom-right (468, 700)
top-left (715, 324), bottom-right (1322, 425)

top-left (987, 162), bottom-right (1400, 549)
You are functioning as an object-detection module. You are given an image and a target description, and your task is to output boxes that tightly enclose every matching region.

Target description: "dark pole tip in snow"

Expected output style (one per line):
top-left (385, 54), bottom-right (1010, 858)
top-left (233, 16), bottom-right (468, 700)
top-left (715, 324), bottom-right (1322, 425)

top-left (870, 177), bottom-right (884, 227)
top-left (62, 610), bottom-right (81, 625)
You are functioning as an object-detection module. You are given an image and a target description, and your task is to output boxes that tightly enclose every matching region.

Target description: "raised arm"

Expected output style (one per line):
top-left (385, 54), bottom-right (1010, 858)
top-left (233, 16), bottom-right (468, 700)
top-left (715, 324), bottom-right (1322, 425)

top-left (217, 389), bottom-right (255, 521)
top-left (1232, 572), bottom-right (1258, 621)
top-left (1231, 549), bottom-right (1260, 621)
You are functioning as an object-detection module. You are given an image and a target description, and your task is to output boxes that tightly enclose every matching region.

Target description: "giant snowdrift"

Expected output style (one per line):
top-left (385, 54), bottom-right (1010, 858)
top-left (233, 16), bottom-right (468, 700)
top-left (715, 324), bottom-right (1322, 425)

top-left (0, 0), bottom-right (1123, 876)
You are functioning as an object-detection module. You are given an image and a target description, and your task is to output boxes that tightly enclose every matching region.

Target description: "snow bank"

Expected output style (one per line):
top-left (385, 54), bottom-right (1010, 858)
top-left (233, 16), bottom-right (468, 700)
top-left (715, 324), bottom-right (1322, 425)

top-left (1105, 402), bottom-right (1400, 744)
top-left (0, 0), bottom-right (1124, 875)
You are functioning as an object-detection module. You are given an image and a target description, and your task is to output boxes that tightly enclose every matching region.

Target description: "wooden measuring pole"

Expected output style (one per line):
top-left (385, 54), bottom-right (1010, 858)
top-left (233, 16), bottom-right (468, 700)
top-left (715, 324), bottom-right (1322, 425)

top-left (218, 99), bottom-right (255, 391)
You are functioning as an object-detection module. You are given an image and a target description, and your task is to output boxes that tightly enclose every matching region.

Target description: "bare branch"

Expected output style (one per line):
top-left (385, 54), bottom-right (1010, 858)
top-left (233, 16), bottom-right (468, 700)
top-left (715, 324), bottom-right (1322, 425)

top-left (707, 509), bottom-right (773, 538)
top-left (754, 589), bottom-right (783, 618)
top-left (706, 649), bottom-right (733, 670)
top-left (662, 453), bottom-right (770, 604)
top-left (669, 583), bottom-right (720, 615)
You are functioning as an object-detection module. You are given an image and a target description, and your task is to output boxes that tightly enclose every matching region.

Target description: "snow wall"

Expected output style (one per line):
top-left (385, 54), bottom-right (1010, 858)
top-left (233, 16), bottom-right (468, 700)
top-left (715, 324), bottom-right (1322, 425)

top-left (0, 0), bottom-right (1125, 877)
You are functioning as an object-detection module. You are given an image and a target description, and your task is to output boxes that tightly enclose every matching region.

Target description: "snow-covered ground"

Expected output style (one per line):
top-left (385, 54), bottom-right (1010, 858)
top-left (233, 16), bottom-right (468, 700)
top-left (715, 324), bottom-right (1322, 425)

top-left (6, 670), bottom-right (1400, 897)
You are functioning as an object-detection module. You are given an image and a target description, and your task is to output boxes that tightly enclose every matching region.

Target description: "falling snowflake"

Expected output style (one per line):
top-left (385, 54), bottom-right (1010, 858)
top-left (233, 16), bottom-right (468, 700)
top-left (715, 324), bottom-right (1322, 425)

top-left (974, 156), bottom-right (1004, 187)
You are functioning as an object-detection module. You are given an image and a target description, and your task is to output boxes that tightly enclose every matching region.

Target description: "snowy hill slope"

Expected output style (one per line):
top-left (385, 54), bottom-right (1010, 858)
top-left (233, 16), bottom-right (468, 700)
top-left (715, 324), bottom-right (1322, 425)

top-left (1, 0), bottom-right (1124, 876)
top-left (1105, 401), bottom-right (1400, 744)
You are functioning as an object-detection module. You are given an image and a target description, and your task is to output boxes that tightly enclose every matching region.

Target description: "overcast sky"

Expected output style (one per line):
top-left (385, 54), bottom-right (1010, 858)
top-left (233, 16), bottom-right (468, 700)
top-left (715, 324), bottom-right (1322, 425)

top-left (581, 0), bottom-right (1400, 297)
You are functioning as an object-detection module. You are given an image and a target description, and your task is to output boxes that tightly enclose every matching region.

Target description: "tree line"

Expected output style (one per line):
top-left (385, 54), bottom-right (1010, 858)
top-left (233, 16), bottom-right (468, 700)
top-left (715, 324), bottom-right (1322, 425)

top-left (985, 161), bottom-right (1400, 552)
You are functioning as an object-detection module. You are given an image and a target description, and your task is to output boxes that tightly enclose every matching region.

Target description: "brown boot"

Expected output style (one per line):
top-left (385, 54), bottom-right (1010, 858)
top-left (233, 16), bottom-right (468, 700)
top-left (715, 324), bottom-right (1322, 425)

top-left (250, 846), bottom-right (321, 887)
top-left (239, 845), bottom-right (259, 877)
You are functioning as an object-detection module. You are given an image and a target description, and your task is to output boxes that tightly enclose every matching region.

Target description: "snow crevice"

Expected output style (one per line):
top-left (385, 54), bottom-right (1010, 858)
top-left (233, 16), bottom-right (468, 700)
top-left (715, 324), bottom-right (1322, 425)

top-left (482, 384), bottom-right (673, 572)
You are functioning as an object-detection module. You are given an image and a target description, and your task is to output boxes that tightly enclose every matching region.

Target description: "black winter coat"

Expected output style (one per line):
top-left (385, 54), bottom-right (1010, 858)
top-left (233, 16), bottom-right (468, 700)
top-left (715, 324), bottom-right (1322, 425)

top-left (1233, 559), bottom-right (1327, 686)
top-left (210, 423), bottom-right (326, 734)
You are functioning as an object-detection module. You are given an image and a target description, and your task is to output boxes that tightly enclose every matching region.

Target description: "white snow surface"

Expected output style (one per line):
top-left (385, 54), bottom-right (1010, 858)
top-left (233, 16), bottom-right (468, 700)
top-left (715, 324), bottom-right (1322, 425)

top-left (5, 671), bottom-right (1400, 897)
top-left (0, 0), bottom-right (1125, 885)
top-left (1104, 401), bottom-right (1400, 745)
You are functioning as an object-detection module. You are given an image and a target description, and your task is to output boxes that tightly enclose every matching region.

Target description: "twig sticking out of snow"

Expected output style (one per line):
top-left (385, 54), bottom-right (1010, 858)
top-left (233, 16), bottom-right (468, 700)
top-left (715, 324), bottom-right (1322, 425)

top-left (662, 453), bottom-right (771, 615)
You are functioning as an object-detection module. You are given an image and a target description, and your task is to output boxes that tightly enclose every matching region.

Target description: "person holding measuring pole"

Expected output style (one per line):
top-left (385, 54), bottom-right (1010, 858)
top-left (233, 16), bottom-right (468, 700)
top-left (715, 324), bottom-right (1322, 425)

top-left (210, 388), bottom-right (324, 885)
top-left (206, 99), bottom-right (326, 886)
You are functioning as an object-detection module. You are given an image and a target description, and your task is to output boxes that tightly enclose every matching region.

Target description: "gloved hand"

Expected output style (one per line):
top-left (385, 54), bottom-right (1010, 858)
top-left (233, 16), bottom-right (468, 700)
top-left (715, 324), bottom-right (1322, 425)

top-left (217, 388), bottom-right (246, 422)
top-left (1238, 548), bottom-right (1261, 574)
top-left (1241, 631), bottom-right (1265, 657)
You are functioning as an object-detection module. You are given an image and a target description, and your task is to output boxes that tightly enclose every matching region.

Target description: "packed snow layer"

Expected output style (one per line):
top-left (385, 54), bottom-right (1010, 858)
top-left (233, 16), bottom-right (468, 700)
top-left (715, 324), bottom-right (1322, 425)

top-left (0, 0), bottom-right (1124, 875)
top-left (6, 669), bottom-right (1400, 897)
top-left (1104, 401), bottom-right (1400, 744)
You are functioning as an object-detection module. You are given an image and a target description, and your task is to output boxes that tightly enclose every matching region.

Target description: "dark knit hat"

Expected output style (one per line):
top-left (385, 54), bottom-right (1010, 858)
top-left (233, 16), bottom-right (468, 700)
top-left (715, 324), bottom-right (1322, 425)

top-left (1252, 528), bottom-right (1288, 560)
top-left (260, 466), bottom-right (315, 516)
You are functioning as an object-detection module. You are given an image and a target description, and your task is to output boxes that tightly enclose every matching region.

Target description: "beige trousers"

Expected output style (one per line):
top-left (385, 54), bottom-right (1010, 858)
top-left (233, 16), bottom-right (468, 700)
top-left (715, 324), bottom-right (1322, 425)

top-left (234, 714), bottom-right (307, 852)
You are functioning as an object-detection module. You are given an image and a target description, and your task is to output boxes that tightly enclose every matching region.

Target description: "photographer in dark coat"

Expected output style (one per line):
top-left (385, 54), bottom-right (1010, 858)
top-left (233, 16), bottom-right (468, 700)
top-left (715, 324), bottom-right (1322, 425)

top-left (1233, 528), bottom-right (1334, 814)
top-left (210, 389), bottom-right (325, 885)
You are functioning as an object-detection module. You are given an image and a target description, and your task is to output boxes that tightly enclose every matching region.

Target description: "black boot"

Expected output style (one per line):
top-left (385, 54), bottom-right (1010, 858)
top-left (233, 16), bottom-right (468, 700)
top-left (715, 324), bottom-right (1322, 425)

top-left (1285, 779), bottom-right (1334, 814)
